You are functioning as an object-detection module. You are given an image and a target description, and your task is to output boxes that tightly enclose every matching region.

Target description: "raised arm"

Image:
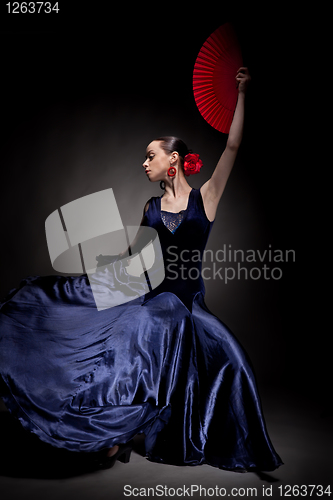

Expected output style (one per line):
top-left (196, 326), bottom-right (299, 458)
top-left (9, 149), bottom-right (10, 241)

top-left (200, 67), bottom-right (251, 221)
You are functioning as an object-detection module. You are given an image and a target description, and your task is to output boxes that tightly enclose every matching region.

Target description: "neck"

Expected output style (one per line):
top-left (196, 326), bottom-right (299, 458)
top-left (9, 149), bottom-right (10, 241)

top-left (163, 173), bottom-right (192, 199)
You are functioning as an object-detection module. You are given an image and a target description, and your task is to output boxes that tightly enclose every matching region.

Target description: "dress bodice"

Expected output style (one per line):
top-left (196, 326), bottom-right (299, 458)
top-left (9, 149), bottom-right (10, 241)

top-left (142, 188), bottom-right (214, 311)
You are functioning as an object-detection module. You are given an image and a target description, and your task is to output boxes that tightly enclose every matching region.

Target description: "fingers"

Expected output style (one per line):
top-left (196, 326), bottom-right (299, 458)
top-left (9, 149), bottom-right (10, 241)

top-left (236, 67), bottom-right (249, 74)
top-left (235, 67), bottom-right (251, 92)
top-left (235, 67), bottom-right (251, 82)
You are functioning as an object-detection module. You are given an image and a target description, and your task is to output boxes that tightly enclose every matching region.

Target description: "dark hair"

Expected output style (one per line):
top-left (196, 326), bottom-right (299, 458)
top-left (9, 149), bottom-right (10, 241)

top-left (155, 136), bottom-right (192, 166)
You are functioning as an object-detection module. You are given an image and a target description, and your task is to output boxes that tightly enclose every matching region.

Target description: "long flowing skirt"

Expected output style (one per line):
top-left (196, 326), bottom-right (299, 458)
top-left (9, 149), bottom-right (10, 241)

top-left (0, 271), bottom-right (282, 471)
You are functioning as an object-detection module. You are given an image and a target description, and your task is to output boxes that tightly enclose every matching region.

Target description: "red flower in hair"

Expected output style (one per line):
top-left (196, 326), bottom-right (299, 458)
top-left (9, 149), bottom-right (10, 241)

top-left (183, 153), bottom-right (203, 176)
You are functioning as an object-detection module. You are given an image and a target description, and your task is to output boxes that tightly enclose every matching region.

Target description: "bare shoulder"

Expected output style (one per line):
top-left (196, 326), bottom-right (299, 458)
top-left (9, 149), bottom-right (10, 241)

top-left (199, 181), bottom-right (218, 222)
top-left (143, 200), bottom-right (150, 213)
top-left (137, 200), bottom-right (150, 226)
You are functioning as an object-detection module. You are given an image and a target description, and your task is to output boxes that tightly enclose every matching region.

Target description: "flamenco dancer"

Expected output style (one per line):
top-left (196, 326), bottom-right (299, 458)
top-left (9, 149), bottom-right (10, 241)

top-left (0, 67), bottom-right (283, 472)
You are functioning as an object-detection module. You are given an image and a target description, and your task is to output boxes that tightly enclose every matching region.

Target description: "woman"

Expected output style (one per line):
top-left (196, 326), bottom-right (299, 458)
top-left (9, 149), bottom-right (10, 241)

top-left (0, 68), bottom-right (283, 472)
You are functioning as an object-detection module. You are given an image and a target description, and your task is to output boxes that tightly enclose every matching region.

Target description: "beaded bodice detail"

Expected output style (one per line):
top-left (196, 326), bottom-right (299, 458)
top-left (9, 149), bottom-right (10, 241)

top-left (161, 210), bottom-right (185, 234)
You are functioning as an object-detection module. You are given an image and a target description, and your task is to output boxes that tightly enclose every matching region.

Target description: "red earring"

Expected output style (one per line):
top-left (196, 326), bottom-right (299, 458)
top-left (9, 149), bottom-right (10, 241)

top-left (168, 166), bottom-right (176, 177)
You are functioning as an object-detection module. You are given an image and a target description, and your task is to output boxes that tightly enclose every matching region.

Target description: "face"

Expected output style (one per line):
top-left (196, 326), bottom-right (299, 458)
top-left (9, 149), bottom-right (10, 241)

top-left (142, 141), bottom-right (173, 182)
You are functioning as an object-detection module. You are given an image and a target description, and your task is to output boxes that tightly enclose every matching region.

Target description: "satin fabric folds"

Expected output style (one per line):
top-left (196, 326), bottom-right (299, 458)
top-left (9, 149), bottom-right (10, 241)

top-left (0, 188), bottom-right (282, 471)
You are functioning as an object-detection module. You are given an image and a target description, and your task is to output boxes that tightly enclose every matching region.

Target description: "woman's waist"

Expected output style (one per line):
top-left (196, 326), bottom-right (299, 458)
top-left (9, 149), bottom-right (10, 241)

top-left (143, 276), bottom-right (205, 312)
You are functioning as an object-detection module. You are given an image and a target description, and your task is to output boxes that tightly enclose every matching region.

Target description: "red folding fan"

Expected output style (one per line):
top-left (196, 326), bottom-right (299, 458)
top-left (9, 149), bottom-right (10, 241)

top-left (193, 23), bottom-right (243, 134)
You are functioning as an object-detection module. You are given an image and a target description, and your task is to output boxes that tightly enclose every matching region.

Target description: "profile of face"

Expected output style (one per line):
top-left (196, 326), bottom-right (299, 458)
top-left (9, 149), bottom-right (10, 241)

top-left (142, 141), bottom-right (178, 183)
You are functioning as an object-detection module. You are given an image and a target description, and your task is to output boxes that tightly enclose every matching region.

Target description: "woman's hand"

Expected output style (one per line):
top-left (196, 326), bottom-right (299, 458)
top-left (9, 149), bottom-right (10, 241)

top-left (236, 67), bottom-right (251, 94)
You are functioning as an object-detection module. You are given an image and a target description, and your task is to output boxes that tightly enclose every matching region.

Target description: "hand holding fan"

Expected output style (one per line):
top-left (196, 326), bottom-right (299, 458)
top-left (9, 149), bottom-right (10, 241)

top-left (193, 23), bottom-right (243, 134)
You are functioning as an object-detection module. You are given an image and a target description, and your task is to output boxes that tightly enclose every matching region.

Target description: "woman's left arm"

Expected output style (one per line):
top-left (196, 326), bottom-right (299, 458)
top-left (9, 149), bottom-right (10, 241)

top-left (201, 67), bottom-right (251, 221)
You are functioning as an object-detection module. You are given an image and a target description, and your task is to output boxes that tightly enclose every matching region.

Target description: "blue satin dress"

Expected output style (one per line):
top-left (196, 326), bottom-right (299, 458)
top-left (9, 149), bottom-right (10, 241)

top-left (0, 188), bottom-right (283, 471)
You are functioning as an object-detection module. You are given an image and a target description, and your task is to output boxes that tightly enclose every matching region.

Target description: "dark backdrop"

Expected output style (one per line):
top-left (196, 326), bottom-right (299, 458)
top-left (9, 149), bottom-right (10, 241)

top-left (1, 6), bottom-right (312, 408)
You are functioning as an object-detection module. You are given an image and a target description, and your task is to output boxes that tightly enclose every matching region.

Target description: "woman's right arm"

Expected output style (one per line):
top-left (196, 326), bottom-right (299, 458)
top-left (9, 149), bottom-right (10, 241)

top-left (119, 201), bottom-right (150, 259)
